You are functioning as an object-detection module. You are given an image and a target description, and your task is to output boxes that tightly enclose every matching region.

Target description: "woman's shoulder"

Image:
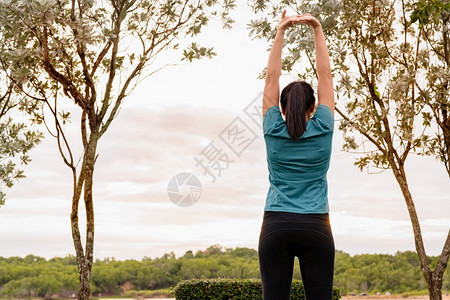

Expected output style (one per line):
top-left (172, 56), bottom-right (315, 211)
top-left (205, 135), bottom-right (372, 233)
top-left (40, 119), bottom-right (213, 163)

top-left (263, 106), bottom-right (287, 136)
top-left (311, 105), bottom-right (334, 130)
top-left (316, 104), bottom-right (333, 115)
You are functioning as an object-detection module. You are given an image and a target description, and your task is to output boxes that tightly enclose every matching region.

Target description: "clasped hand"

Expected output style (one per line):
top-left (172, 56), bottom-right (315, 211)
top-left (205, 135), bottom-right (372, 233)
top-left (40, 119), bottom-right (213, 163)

top-left (278, 9), bottom-right (321, 31)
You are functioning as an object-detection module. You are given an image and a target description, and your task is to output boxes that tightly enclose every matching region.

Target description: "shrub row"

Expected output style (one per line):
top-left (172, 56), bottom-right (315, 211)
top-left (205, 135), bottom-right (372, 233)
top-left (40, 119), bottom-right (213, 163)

top-left (172, 278), bottom-right (341, 299)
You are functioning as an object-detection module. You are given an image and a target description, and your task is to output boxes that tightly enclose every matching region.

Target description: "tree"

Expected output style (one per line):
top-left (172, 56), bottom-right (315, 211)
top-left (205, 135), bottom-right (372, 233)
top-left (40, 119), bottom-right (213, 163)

top-left (0, 70), bottom-right (42, 206)
top-left (0, 0), bottom-right (235, 298)
top-left (410, 0), bottom-right (450, 175)
top-left (248, 0), bottom-right (449, 298)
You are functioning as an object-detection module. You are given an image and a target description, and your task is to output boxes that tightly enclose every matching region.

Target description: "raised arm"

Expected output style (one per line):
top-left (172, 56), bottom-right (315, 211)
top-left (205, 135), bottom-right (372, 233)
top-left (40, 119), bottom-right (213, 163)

top-left (262, 11), bottom-right (303, 117)
top-left (299, 14), bottom-right (335, 113)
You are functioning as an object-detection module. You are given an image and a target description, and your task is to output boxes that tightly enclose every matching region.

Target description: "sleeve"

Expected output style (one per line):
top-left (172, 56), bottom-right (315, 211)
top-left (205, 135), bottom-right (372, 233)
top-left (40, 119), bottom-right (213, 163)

top-left (263, 106), bottom-right (285, 135)
top-left (311, 105), bottom-right (334, 132)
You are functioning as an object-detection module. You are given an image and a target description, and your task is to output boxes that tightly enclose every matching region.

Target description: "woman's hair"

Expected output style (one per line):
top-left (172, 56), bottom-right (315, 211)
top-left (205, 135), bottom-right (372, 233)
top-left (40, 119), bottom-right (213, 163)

top-left (280, 81), bottom-right (315, 140)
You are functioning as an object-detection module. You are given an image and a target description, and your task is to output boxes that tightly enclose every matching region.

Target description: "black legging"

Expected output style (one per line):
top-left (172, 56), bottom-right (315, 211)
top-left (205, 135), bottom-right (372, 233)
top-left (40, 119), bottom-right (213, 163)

top-left (258, 211), bottom-right (335, 300)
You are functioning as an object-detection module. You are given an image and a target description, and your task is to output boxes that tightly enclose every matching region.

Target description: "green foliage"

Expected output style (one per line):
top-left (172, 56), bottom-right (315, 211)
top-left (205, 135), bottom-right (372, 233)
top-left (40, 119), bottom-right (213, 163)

top-left (1, 246), bottom-right (449, 297)
top-left (172, 278), bottom-right (341, 299)
top-left (173, 278), bottom-right (263, 299)
top-left (88, 245), bottom-right (260, 293)
top-left (0, 82), bottom-right (42, 206)
top-left (333, 250), bottom-right (430, 294)
top-left (411, 0), bottom-right (450, 26)
top-left (182, 42), bottom-right (217, 62)
top-left (0, 255), bottom-right (78, 298)
top-left (122, 288), bottom-right (172, 298)
top-left (0, 0), bottom-right (237, 98)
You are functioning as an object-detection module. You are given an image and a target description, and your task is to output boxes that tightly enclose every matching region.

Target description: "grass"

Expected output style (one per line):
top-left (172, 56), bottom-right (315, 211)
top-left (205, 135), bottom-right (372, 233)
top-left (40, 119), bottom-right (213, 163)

top-left (122, 288), bottom-right (173, 298)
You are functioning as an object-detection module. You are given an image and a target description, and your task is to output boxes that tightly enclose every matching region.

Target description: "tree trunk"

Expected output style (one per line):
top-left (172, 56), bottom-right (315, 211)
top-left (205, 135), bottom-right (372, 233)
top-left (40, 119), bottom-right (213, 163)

top-left (70, 169), bottom-right (85, 299)
top-left (430, 230), bottom-right (450, 300)
top-left (78, 256), bottom-right (92, 300)
top-left (391, 163), bottom-right (449, 300)
top-left (428, 274), bottom-right (443, 300)
top-left (71, 134), bottom-right (98, 300)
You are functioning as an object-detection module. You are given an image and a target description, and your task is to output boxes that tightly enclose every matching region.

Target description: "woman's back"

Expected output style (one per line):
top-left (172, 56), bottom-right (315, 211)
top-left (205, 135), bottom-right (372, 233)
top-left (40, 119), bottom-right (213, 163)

top-left (263, 104), bottom-right (334, 214)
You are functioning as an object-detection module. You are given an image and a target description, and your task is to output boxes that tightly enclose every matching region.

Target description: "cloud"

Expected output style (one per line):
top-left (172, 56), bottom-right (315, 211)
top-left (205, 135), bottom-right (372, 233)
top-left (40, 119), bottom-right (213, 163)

top-left (1, 102), bottom-right (449, 260)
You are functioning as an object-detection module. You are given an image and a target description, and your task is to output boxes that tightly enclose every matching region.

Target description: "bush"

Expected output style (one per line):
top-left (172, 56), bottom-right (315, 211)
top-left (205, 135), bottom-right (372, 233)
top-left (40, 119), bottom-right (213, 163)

top-left (172, 278), bottom-right (341, 299)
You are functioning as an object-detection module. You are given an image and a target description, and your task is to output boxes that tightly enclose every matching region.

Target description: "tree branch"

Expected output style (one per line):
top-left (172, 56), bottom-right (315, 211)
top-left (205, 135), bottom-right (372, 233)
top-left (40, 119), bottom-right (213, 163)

top-left (97, 1), bottom-right (125, 126)
top-left (70, 0), bottom-right (96, 110)
top-left (42, 26), bottom-right (88, 111)
top-left (90, 41), bottom-right (112, 78)
top-left (433, 229), bottom-right (450, 279)
top-left (336, 106), bottom-right (387, 156)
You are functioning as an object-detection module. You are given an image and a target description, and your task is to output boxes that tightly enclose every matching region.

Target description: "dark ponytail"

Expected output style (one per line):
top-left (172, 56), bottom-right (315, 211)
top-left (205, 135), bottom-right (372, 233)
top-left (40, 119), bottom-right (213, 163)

top-left (280, 81), bottom-right (315, 140)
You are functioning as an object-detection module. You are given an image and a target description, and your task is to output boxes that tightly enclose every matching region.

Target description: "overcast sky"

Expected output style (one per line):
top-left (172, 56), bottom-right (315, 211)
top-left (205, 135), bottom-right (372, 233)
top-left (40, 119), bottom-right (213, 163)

top-left (1, 3), bottom-right (449, 260)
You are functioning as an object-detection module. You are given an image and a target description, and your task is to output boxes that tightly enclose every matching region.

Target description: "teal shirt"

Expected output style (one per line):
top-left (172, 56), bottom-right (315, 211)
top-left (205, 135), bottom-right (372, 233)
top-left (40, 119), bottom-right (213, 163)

top-left (263, 105), bottom-right (334, 214)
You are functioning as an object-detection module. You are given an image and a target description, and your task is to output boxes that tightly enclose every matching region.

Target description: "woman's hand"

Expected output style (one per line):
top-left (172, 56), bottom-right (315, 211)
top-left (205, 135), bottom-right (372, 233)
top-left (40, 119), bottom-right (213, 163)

top-left (278, 10), bottom-right (303, 31)
top-left (297, 13), bottom-right (321, 30)
top-left (278, 11), bottom-right (321, 31)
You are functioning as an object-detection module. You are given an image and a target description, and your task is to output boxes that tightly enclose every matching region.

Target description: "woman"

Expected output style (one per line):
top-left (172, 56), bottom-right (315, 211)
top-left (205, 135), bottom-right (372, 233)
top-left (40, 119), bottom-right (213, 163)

top-left (259, 10), bottom-right (335, 300)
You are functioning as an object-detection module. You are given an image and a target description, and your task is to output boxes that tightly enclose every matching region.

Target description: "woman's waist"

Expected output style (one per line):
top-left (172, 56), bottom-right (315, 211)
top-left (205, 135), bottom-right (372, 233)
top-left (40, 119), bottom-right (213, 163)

top-left (262, 210), bottom-right (330, 225)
